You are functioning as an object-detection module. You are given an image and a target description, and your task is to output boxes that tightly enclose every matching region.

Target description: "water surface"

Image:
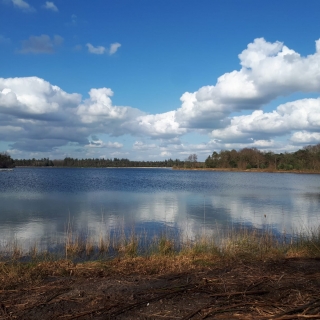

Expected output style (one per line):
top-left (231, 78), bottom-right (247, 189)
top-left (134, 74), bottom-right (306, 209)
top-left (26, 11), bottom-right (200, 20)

top-left (0, 168), bottom-right (319, 250)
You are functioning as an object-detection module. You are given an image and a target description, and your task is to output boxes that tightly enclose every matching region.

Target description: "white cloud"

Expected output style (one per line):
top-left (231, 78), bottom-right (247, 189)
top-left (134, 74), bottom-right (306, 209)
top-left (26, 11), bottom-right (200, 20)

top-left (43, 1), bottom-right (58, 12)
top-left (76, 88), bottom-right (143, 137)
top-left (109, 42), bottom-right (121, 55)
top-left (107, 141), bottom-right (123, 148)
top-left (133, 141), bottom-right (157, 150)
top-left (11, 0), bottom-right (34, 11)
top-left (316, 39), bottom-right (320, 53)
top-left (290, 131), bottom-right (320, 145)
top-left (223, 139), bottom-right (277, 151)
top-left (133, 111), bottom-right (187, 138)
top-left (76, 88), bottom-right (132, 122)
top-left (0, 77), bottom-right (81, 116)
top-left (160, 151), bottom-right (172, 157)
top-left (3, 38), bottom-right (320, 158)
top-left (211, 98), bottom-right (320, 143)
top-left (175, 38), bottom-right (320, 130)
top-left (86, 43), bottom-right (106, 54)
top-left (20, 34), bottom-right (63, 54)
top-left (86, 42), bottom-right (122, 55)
top-left (0, 77), bottom-right (86, 154)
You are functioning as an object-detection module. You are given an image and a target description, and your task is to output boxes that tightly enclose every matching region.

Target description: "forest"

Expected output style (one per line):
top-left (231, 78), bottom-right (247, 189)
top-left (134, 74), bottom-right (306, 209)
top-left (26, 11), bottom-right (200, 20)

top-left (204, 144), bottom-right (320, 171)
top-left (0, 152), bottom-right (15, 168)
top-left (2, 143), bottom-right (320, 171)
top-left (13, 157), bottom-right (184, 168)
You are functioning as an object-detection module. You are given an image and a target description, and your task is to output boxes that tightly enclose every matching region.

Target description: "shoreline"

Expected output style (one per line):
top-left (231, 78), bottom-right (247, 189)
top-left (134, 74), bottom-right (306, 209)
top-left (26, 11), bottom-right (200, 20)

top-left (172, 167), bottom-right (320, 174)
top-left (11, 166), bottom-right (320, 174)
top-left (1, 227), bottom-right (320, 319)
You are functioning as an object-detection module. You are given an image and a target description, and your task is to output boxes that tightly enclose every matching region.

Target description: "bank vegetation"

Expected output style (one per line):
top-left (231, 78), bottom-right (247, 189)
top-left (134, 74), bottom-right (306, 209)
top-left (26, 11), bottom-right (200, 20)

top-left (0, 152), bottom-right (15, 168)
top-left (3, 143), bottom-right (320, 172)
top-left (1, 227), bottom-right (320, 319)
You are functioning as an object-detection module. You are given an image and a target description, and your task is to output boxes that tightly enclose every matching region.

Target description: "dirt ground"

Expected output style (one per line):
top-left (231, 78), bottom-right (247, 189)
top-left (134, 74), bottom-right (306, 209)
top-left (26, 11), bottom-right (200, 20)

top-left (1, 257), bottom-right (320, 320)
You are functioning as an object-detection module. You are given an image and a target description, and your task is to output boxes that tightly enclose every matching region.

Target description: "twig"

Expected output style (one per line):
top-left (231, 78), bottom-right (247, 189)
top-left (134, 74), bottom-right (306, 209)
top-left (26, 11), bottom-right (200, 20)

top-left (59, 304), bottom-right (117, 319)
top-left (275, 315), bottom-right (320, 319)
top-left (246, 278), bottom-right (269, 291)
top-left (272, 299), bottom-right (320, 318)
top-left (15, 287), bottom-right (71, 317)
top-left (201, 302), bottom-right (258, 319)
top-left (210, 289), bottom-right (269, 298)
top-left (108, 284), bottom-right (197, 317)
top-left (180, 290), bottom-right (268, 320)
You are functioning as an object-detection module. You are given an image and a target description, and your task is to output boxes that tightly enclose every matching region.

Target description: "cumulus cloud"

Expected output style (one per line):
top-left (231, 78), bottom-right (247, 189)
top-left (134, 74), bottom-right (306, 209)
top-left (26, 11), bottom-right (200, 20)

top-left (11, 0), bottom-right (35, 11)
top-left (211, 98), bottom-right (320, 143)
top-left (132, 111), bottom-right (187, 138)
top-left (0, 77), bottom-right (88, 153)
top-left (222, 139), bottom-right (277, 152)
top-left (43, 1), bottom-right (58, 12)
top-left (175, 38), bottom-right (320, 130)
top-left (0, 76), bottom-right (185, 155)
top-left (0, 77), bottom-right (81, 117)
top-left (86, 42), bottom-right (121, 55)
top-left (290, 131), bottom-right (320, 145)
top-left (20, 34), bottom-right (63, 54)
top-left (76, 88), bottom-right (142, 131)
top-left (2, 38), bottom-right (320, 158)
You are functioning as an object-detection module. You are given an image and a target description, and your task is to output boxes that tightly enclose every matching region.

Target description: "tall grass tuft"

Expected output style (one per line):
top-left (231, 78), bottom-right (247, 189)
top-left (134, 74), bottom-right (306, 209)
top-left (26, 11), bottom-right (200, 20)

top-left (3, 224), bottom-right (320, 264)
top-left (286, 226), bottom-right (320, 257)
top-left (223, 227), bottom-right (283, 260)
top-left (157, 236), bottom-right (175, 256)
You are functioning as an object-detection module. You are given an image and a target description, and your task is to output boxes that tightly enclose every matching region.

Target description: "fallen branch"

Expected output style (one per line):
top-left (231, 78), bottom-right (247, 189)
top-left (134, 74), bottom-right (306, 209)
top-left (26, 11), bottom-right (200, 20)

top-left (180, 290), bottom-right (268, 320)
top-left (108, 284), bottom-right (197, 317)
top-left (272, 299), bottom-right (320, 319)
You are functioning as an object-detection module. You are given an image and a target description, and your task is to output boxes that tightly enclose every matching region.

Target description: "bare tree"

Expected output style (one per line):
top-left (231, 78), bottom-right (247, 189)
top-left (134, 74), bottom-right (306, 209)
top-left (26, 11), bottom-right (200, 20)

top-left (186, 154), bottom-right (198, 168)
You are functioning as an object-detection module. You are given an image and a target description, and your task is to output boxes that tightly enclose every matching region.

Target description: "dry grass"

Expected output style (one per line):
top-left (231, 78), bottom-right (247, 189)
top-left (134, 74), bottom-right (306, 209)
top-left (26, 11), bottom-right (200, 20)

top-left (5, 226), bottom-right (320, 259)
top-left (0, 226), bottom-right (319, 285)
top-left (1, 227), bottom-right (320, 319)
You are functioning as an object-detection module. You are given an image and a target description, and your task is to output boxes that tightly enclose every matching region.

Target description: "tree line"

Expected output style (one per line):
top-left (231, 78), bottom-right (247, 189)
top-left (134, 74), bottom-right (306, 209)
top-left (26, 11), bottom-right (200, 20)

top-left (13, 157), bottom-right (184, 168)
top-left (0, 152), bottom-right (15, 168)
top-left (205, 144), bottom-right (320, 171)
top-left (2, 143), bottom-right (320, 171)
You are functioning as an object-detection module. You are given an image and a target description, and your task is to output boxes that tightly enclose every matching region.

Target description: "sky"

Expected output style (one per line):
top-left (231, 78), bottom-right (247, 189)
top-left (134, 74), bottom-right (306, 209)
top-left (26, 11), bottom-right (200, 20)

top-left (1, 0), bottom-right (320, 161)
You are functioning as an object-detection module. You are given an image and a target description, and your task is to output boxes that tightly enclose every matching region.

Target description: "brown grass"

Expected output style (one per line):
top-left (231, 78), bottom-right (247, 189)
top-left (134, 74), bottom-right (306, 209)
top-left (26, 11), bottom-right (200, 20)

top-left (1, 226), bottom-right (320, 287)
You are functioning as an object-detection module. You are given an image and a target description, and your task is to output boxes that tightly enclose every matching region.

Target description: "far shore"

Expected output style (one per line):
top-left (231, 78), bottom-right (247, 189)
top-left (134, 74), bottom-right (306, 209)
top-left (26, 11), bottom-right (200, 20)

top-left (9, 166), bottom-right (320, 174)
top-left (173, 167), bottom-right (320, 174)
top-left (14, 166), bottom-right (172, 169)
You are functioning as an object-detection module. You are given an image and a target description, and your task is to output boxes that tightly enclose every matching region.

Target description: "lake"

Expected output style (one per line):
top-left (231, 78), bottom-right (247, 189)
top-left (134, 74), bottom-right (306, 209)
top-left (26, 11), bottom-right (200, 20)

top-left (0, 167), bottom-right (320, 251)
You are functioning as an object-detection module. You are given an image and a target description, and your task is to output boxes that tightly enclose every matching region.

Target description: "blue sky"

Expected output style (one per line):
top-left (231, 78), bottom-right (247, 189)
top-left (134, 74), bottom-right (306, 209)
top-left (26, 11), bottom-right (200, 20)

top-left (1, 0), bottom-right (320, 160)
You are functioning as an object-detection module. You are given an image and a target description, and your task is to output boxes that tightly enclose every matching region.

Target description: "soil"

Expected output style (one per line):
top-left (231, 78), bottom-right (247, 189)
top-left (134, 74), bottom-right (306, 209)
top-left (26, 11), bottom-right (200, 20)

top-left (1, 258), bottom-right (320, 320)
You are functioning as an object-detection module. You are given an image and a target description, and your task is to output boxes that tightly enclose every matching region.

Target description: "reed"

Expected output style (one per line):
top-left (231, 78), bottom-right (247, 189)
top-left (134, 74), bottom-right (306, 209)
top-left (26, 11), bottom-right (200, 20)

top-left (2, 224), bottom-right (320, 264)
top-left (0, 227), bottom-right (320, 293)
top-left (286, 226), bottom-right (320, 257)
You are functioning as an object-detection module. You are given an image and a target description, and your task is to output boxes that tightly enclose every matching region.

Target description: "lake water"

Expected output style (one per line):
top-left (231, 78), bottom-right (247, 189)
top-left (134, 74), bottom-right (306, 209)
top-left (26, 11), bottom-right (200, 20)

top-left (0, 167), bottom-right (320, 251)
